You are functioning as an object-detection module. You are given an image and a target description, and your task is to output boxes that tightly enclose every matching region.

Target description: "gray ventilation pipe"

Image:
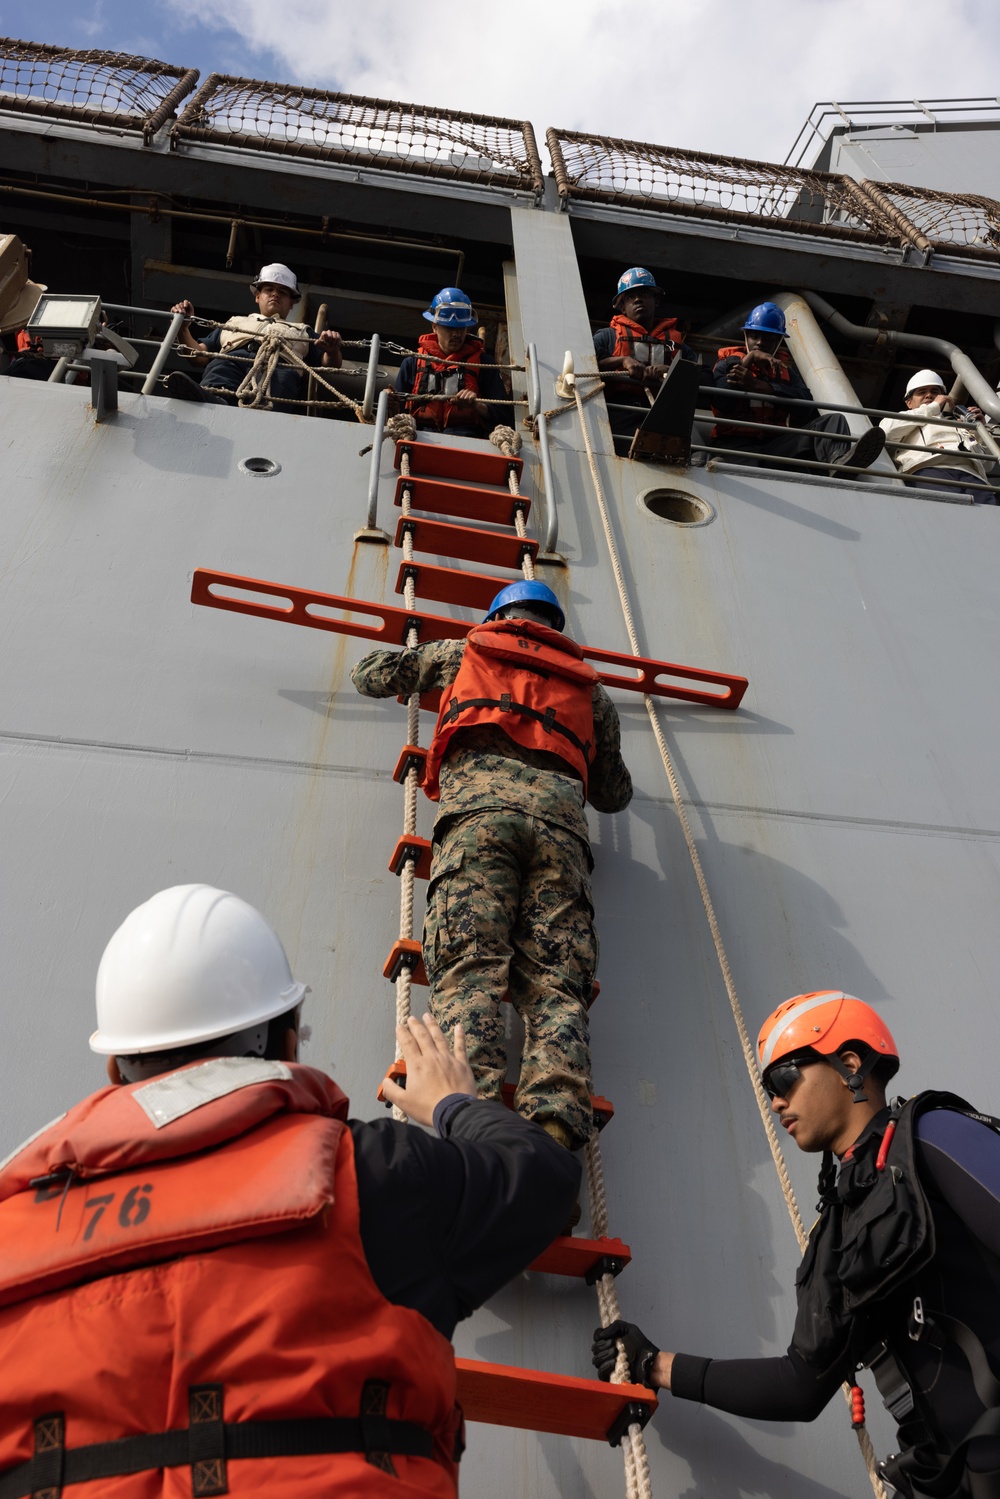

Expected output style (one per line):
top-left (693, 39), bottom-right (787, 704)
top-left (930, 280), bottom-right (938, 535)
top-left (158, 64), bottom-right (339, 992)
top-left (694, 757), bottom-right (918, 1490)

top-left (798, 289), bottom-right (1000, 424)
top-left (772, 290), bottom-right (898, 476)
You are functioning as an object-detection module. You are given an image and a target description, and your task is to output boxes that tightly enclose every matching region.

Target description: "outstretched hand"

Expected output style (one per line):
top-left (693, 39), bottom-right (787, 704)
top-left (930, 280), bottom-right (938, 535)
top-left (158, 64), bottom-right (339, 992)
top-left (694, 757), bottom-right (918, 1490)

top-left (592, 1319), bottom-right (662, 1388)
top-left (382, 1012), bottom-right (476, 1126)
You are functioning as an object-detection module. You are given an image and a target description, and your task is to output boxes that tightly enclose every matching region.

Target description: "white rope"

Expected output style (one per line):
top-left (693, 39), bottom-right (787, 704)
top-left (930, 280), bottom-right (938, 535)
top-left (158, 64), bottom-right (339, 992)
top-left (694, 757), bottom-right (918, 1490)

top-left (585, 1136), bottom-right (651, 1499)
top-left (489, 426), bottom-right (535, 584)
top-left (571, 385), bottom-right (888, 1499)
top-left (391, 444), bottom-right (421, 1124)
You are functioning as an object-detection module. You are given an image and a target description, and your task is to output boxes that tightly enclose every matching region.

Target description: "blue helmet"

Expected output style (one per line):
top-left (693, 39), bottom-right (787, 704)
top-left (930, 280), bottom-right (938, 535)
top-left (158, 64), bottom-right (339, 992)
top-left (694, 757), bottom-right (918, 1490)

top-left (742, 302), bottom-right (787, 338)
top-left (613, 267), bottom-right (663, 309)
top-left (423, 287), bottom-right (477, 327)
top-left (485, 581), bottom-right (565, 632)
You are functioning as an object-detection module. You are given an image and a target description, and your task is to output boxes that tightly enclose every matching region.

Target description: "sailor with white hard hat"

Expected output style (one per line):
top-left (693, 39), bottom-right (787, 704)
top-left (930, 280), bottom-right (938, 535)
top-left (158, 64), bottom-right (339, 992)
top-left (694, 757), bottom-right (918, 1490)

top-left (0, 884), bottom-right (578, 1495)
top-left (880, 368), bottom-right (996, 503)
top-left (163, 261), bottom-right (343, 407)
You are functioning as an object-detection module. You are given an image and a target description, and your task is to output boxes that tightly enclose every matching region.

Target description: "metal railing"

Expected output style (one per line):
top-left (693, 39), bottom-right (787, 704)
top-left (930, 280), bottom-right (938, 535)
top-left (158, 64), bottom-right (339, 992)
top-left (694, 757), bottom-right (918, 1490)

top-left (172, 75), bottom-right (543, 195)
top-left (545, 126), bottom-right (1000, 263)
top-left (786, 97), bottom-right (1000, 170)
top-left (606, 380), bottom-right (1000, 498)
top-left (0, 37), bottom-right (197, 143)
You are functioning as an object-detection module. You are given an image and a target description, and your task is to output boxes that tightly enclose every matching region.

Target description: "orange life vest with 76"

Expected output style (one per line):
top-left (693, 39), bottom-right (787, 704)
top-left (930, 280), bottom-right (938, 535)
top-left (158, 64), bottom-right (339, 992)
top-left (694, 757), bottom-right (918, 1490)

top-left (0, 1059), bottom-right (461, 1498)
top-left (423, 619), bottom-right (599, 801)
top-left (410, 332), bottom-right (485, 431)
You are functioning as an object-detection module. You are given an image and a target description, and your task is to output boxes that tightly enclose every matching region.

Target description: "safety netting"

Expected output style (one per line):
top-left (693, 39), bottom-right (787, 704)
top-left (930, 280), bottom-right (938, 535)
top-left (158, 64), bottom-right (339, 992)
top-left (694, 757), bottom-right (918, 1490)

top-left (872, 181), bottom-right (1000, 261)
top-left (0, 38), bottom-right (197, 142)
top-left (545, 128), bottom-right (909, 245)
top-left (172, 75), bottom-right (543, 194)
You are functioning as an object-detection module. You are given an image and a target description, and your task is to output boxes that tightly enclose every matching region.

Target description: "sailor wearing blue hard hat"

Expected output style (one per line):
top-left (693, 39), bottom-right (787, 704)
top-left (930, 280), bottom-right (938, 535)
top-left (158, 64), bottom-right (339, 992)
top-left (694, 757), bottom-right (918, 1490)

top-left (484, 579), bottom-right (566, 632)
top-left (352, 576), bottom-right (632, 1187)
top-left (708, 299), bottom-right (886, 473)
top-left (594, 268), bottom-right (698, 441)
top-left (394, 286), bottom-right (507, 439)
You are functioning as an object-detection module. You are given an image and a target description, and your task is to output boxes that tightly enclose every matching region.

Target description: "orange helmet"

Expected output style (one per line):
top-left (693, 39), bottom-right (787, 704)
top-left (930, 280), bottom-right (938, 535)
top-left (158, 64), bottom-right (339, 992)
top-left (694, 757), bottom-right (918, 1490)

top-left (758, 991), bottom-right (899, 1100)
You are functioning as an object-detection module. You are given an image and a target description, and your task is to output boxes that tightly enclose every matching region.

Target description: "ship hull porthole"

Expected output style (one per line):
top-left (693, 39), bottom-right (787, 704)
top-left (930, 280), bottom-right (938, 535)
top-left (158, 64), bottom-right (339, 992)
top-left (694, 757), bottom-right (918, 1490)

top-left (239, 456), bottom-right (282, 478)
top-left (638, 486), bottom-right (714, 527)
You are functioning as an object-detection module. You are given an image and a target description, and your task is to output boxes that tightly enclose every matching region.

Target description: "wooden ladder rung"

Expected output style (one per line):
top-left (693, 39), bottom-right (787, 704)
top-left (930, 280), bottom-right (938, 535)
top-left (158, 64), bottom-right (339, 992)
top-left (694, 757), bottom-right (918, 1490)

top-left (395, 439), bottom-right (522, 487)
top-left (455, 1359), bottom-right (656, 1444)
top-left (529, 1234), bottom-right (631, 1281)
top-left (395, 474), bottom-right (530, 527)
top-left (395, 514), bottom-right (537, 571)
top-left (395, 560), bottom-right (508, 611)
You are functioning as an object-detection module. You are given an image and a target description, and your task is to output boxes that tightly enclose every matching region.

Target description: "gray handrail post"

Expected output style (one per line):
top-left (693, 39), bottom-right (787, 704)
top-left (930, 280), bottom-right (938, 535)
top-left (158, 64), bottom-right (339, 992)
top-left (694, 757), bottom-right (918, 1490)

top-left (142, 312), bottom-right (185, 395)
top-left (537, 411), bottom-right (558, 554)
top-left (362, 335), bottom-right (381, 422)
top-left (527, 342), bottom-right (541, 418)
top-left (366, 387), bottom-right (391, 529)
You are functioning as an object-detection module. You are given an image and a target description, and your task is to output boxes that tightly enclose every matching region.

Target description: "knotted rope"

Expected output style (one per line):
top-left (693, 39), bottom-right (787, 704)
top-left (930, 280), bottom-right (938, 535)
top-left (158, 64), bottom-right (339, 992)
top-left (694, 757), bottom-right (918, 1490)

top-left (570, 383), bottom-right (888, 1499)
top-left (489, 426), bottom-right (534, 581)
top-left (390, 439), bottom-right (422, 1122)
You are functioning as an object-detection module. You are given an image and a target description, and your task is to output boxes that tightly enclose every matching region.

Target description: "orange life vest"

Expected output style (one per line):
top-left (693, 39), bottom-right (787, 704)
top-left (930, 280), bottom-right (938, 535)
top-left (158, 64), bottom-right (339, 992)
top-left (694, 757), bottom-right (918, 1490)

top-left (0, 1060), bottom-right (461, 1498)
top-left (711, 345), bottom-right (794, 439)
top-left (608, 314), bottom-right (684, 399)
top-left (409, 332), bottom-right (485, 431)
top-left (423, 619), bottom-right (599, 802)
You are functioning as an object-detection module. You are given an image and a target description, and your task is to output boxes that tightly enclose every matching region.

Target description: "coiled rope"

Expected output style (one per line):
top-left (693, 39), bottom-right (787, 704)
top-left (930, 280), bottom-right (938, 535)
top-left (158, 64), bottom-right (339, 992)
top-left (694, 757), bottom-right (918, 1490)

top-left (571, 382), bottom-right (888, 1499)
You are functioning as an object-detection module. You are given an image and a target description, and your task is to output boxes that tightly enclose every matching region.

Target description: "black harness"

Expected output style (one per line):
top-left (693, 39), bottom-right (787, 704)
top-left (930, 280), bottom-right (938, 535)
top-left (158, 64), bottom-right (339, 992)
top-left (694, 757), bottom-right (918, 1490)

top-left (0, 1382), bottom-right (454, 1499)
top-left (443, 694), bottom-right (593, 762)
top-left (794, 1093), bottom-right (1000, 1498)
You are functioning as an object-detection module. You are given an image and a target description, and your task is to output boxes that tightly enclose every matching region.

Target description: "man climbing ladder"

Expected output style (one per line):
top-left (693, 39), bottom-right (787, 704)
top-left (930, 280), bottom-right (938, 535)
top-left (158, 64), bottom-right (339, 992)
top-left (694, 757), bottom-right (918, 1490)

top-left (352, 580), bottom-right (632, 1156)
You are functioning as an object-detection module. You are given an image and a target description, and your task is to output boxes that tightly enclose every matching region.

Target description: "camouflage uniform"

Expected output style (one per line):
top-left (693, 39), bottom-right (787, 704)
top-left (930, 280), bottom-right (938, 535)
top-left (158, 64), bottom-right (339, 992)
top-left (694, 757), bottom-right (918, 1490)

top-left (352, 637), bottom-right (632, 1149)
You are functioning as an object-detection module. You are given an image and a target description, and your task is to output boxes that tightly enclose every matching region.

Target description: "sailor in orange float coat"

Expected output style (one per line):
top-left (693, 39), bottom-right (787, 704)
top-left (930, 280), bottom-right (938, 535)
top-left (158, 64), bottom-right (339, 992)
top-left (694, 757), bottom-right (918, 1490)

top-left (0, 884), bottom-right (579, 1498)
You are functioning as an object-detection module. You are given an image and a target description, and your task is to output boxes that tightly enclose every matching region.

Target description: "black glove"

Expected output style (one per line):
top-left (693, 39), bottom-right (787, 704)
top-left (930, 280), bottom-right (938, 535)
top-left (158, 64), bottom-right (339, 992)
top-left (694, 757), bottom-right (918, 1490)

top-left (592, 1319), bottom-right (659, 1387)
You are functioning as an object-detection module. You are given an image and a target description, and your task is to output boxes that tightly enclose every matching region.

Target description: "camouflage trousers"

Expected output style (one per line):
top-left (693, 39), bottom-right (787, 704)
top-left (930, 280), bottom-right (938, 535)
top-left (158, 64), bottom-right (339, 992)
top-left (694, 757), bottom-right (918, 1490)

top-left (423, 809), bottom-right (596, 1150)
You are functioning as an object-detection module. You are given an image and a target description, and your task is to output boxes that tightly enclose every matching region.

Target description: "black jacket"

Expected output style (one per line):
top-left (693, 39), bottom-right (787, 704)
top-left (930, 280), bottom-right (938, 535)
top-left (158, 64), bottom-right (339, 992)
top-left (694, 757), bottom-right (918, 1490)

top-left (672, 1094), bottom-right (1000, 1494)
top-left (350, 1097), bottom-right (580, 1340)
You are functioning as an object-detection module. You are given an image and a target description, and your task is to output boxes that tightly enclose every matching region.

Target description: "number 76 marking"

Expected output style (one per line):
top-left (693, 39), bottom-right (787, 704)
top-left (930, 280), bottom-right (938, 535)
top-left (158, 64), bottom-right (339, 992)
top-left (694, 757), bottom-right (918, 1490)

top-left (81, 1184), bottom-right (154, 1241)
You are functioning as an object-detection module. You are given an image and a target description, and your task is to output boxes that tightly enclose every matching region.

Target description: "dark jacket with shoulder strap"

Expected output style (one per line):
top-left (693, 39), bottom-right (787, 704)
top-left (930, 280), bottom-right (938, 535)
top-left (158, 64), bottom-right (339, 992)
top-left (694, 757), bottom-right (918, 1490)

top-left (794, 1092), bottom-right (1000, 1498)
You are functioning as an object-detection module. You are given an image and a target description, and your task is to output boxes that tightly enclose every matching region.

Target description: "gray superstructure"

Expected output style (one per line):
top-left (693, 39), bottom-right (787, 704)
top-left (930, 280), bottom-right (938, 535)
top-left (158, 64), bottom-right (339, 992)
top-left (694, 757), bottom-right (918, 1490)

top-left (2, 51), bottom-right (999, 1497)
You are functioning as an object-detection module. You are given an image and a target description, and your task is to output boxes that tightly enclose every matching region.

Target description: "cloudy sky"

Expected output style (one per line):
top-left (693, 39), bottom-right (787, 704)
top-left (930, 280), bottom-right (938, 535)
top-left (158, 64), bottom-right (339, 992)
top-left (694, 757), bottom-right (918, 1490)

top-left (2, 0), bottom-right (1000, 164)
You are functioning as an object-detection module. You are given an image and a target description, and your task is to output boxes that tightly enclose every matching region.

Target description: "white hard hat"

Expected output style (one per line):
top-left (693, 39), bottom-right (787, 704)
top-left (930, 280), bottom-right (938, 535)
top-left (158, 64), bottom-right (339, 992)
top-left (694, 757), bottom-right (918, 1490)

top-left (251, 263), bottom-right (299, 296)
top-left (90, 885), bottom-right (307, 1056)
top-left (905, 369), bottom-right (946, 396)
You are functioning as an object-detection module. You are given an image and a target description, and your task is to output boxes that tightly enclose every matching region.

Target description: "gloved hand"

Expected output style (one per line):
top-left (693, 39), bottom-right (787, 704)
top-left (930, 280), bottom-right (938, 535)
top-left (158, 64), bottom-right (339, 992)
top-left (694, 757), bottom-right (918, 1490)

top-left (592, 1319), bottom-right (659, 1387)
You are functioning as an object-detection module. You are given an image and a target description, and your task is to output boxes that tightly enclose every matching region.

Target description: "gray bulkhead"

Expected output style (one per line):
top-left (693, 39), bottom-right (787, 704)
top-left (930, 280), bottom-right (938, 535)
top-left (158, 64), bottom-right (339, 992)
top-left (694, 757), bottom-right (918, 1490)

top-left (1, 151), bottom-right (999, 1499)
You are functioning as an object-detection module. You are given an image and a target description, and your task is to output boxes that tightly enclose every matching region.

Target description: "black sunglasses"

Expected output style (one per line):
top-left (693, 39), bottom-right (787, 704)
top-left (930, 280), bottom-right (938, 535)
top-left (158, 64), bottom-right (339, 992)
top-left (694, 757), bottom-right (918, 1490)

top-left (762, 1054), bottom-right (817, 1101)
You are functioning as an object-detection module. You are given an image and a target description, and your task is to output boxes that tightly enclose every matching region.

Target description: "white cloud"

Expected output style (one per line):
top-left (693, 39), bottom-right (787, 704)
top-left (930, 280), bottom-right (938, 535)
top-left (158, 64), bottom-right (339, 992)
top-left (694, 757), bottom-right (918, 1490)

top-left (164, 0), bottom-right (1000, 165)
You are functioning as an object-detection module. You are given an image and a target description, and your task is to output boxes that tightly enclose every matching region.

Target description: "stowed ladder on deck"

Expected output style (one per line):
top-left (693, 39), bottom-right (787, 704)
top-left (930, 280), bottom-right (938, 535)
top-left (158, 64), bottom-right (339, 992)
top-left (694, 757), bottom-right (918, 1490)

top-left (190, 431), bottom-right (749, 1475)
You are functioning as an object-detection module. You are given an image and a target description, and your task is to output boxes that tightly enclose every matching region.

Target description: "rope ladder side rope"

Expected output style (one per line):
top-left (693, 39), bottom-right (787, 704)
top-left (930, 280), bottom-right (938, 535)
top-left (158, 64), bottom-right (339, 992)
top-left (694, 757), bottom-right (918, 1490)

top-left (570, 382), bottom-right (889, 1499)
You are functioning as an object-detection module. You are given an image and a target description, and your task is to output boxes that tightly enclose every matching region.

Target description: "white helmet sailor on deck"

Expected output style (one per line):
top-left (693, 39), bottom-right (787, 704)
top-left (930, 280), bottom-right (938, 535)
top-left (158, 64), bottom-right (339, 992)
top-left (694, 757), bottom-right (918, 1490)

top-left (90, 884), bottom-right (308, 1083)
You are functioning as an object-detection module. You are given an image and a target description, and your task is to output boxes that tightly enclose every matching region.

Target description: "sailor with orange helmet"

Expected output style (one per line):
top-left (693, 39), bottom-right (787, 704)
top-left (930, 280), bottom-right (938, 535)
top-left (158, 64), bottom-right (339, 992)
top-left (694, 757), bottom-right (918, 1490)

top-left (0, 885), bottom-right (579, 1498)
top-left (594, 990), bottom-right (1000, 1498)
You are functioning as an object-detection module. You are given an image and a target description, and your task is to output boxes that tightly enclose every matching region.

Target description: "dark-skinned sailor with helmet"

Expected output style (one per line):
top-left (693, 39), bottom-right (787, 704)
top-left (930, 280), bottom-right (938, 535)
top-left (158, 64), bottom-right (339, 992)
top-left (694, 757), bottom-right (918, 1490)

top-left (0, 884), bottom-right (579, 1498)
top-left (593, 267), bottom-right (700, 438)
top-left (394, 287), bottom-right (507, 439)
top-left (352, 582), bottom-right (632, 1164)
top-left (709, 301), bottom-right (887, 472)
top-left (594, 990), bottom-right (1000, 1499)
